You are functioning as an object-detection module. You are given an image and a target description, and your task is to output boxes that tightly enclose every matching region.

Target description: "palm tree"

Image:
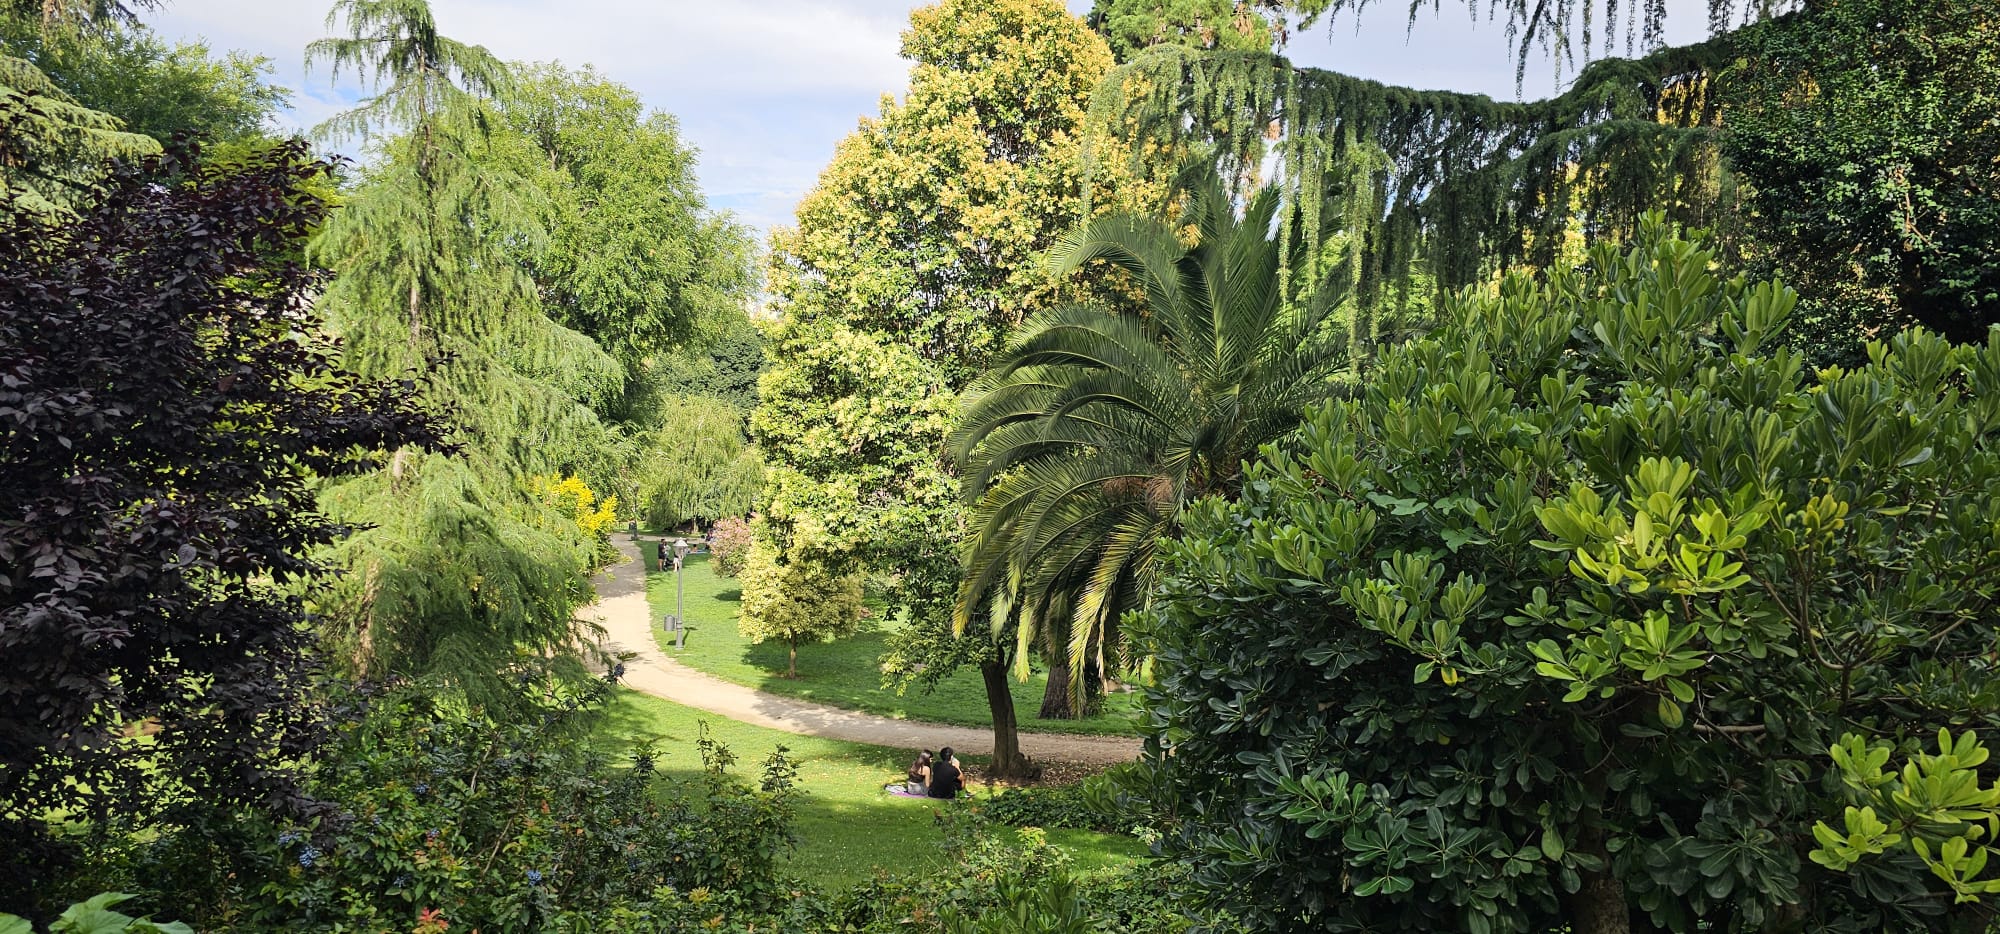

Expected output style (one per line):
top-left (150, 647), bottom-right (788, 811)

top-left (952, 164), bottom-right (1355, 715)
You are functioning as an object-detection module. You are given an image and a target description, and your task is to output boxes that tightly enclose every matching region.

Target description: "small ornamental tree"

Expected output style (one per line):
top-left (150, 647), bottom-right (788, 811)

top-left (1141, 220), bottom-right (2000, 933)
top-left (0, 143), bottom-right (445, 898)
top-left (737, 538), bottom-right (865, 679)
top-left (707, 517), bottom-right (753, 578)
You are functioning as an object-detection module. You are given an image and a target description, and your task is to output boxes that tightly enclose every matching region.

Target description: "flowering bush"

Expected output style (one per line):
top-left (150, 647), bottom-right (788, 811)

top-left (707, 516), bottom-right (753, 577)
top-left (530, 473), bottom-right (620, 564)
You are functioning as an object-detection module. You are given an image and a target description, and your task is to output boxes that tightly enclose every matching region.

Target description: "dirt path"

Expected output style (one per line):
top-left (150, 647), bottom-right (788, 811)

top-left (583, 538), bottom-right (1143, 767)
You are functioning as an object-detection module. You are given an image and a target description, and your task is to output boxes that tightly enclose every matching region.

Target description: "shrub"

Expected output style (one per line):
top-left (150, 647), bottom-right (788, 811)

top-left (531, 473), bottom-right (620, 565)
top-left (0, 893), bottom-right (191, 934)
top-left (837, 811), bottom-right (1213, 934)
top-left (1141, 220), bottom-right (2000, 933)
top-left (79, 677), bottom-right (801, 932)
top-left (708, 516), bottom-right (753, 577)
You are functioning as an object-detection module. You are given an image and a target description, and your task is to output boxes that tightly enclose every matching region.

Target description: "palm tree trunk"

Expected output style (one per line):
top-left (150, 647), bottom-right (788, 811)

top-left (1039, 657), bottom-right (1075, 719)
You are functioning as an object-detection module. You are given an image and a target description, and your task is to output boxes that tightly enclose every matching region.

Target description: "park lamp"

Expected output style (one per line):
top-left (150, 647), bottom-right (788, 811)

top-left (665, 537), bottom-right (696, 649)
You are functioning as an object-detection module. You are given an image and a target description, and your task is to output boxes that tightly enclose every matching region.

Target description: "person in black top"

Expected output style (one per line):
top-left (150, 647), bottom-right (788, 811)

top-left (905, 750), bottom-right (933, 795)
top-left (925, 746), bottom-right (963, 799)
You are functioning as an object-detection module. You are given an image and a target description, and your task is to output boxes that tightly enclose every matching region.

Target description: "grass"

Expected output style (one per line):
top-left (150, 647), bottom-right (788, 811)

top-left (594, 687), bottom-right (1146, 890)
top-left (641, 541), bottom-right (1141, 736)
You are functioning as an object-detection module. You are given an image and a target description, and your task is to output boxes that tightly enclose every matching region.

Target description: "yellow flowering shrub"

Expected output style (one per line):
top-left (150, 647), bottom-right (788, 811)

top-left (530, 473), bottom-right (618, 541)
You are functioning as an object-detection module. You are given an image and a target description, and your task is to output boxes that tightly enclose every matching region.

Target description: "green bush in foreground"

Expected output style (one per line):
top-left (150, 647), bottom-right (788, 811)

top-left (75, 676), bottom-right (800, 932)
top-left (1141, 219), bottom-right (2000, 933)
top-left (0, 893), bottom-right (189, 934)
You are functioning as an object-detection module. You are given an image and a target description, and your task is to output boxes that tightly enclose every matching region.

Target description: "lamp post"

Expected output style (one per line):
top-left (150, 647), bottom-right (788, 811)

top-left (667, 537), bottom-right (694, 649)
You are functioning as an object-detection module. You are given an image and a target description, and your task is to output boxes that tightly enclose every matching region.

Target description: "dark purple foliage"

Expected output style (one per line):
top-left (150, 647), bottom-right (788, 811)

top-left (0, 142), bottom-right (448, 846)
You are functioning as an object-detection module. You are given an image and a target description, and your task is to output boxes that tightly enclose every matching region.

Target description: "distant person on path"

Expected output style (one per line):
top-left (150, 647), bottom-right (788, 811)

top-left (906, 749), bottom-right (933, 795)
top-left (926, 746), bottom-right (963, 799)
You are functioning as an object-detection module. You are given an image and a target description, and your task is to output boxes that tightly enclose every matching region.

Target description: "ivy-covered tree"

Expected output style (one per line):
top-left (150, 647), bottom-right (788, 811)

top-left (0, 142), bottom-right (444, 908)
top-left (756, 0), bottom-right (1157, 771)
top-left (1722, 0), bottom-right (2000, 349)
top-left (1140, 221), bottom-right (2000, 932)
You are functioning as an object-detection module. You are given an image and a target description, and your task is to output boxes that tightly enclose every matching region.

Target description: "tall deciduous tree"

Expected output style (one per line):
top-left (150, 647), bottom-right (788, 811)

top-left (499, 62), bottom-right (755, 375)
top-left (636, 393), bottom-right (762, 532)
top-left (1, 16), bottom-right (288, 145)
top-left (0, 143), bottom-right (444, 904)
top-left (1087, 0), bottom-right (1323, 60)
top-left (953, 166), bottom-right (1352, 713)
top-left (756, 0), bottom-right (1156, 772)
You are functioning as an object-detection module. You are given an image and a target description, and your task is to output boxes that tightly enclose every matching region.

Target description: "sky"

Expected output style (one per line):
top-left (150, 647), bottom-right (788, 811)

top-left (143, 0), bottom-right (1714, 242)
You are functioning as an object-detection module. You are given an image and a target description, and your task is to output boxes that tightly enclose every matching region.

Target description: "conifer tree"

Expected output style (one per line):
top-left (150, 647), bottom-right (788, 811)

top-left (306, 0), bottom-right (620, 703)
top-left (0, 51), bottom-right (155, 217)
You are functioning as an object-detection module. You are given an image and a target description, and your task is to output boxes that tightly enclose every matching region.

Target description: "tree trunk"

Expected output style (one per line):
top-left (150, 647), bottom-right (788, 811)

top-left (406, 275), bottom-right (423, 349)
top-left (1563, 826), bottom-right (1631, 934)
top-left (787, 639), bottom-right (798, 679)
top-left (981, 658), bottom-right (1032, 778)
top-left (1038, 651), bottom-right (1075, 719)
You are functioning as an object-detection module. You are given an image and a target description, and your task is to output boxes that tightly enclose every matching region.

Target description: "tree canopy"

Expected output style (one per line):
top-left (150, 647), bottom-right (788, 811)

top-left (757, 0), bottom-right (1162, 767)
top-left (1140, 221), bottom-right (2000, 932)
top-left (0, 142), bottom-right (444, 900)
top-left (954, 165), bottom-right (1354, 712)
top-left (1, 17), bottom-right (288, 144)
top-left (1089, 0), bottom-right (1997, 357)
top-left (0, 51), bottom-right (155, 216)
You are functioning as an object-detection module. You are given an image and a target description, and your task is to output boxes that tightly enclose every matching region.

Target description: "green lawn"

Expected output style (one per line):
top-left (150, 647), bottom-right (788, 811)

top-left (641, 542), bottom-right (1141, 736)
top-left (595, 688), bottom-right (1145, 890)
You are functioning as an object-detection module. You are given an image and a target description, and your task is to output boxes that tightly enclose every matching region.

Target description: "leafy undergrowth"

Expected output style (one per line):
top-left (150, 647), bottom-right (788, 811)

top-left (640, 543), bottom-right (1141, 736)
top-left (594, 688), bottom-right (1146, 890)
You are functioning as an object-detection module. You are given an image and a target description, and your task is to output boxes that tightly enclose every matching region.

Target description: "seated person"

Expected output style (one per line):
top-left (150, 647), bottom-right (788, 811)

top-left (926, 746), bottom-right (964, 799)
top-left (905, 750), bottom-right (933, 795)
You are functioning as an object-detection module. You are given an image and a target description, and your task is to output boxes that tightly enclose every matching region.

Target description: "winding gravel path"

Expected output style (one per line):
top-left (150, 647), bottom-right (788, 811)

top-left (584, 538), bottom-right (1143, 767)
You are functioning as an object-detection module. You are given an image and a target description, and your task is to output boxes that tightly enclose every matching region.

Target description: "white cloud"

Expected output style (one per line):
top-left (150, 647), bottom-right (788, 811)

top-left (144, 0), bottom-right (1722, 240)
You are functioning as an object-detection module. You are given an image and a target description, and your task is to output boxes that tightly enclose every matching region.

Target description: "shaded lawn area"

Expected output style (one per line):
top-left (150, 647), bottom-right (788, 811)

top-left (641, 543), bottom-right (1140, 737)
top-left (594, 688), bottom-right (1145, 890)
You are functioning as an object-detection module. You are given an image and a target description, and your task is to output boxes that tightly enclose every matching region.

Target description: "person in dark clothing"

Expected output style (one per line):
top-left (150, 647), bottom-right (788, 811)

top-left (906, 750), bottom-right (933, 795)
top-left (926, 745), bottom-right (963, 799)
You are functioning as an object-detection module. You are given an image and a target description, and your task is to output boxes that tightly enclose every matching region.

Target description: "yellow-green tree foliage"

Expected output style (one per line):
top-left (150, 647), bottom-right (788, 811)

top-left (636, 393), bottom-right (762, 531)
top-left (756, 0), bottom-right (1153, 595)
top-left (735, 538), bottom-right (865, 679)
